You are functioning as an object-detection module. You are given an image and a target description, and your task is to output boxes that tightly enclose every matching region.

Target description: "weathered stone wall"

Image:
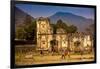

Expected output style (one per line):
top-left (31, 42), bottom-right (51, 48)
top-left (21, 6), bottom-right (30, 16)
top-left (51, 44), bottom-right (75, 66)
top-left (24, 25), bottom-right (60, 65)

top-left (36, 17), bottom-right (93, 51)
top-left (36, 17), bottom-right (53, 50)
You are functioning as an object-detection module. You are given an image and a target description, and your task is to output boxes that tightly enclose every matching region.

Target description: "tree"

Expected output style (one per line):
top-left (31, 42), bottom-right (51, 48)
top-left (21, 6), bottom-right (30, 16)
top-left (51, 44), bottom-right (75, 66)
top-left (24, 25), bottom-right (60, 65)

top-left (56, 19), bottom-right (77, 33)
top-left (15, 19), bottom-right (36, 42)
top-left (15, 15), bottom-right (35, 40)
top-left (56, 19), bottom-right (68, 30)
top-left (67, 25), bottom-right (77, 33)
top-left (24, 20), bottom-right (36, 40)
top-left (23, 15), bottom-right (36, 40)
top-left (16, 27), bottom-right (26, 39)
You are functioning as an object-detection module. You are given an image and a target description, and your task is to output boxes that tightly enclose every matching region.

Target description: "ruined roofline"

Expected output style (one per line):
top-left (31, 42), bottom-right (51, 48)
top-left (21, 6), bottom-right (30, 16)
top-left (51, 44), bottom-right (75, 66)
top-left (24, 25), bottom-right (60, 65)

top-left (36, 17), bottom-right (91, 36)
top-left (36, 17), bottom-right (50, 22)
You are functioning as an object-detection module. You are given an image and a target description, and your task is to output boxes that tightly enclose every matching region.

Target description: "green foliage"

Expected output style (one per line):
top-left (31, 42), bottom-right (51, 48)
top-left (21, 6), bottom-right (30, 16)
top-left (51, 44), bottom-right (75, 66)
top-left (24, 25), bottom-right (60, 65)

top-left (15, 20), bottom-right (36, 41)
top-left (51, 19), bottom-right (77, 33)
top-left (56, 19), bottom-right (68, 30)
top-left (67, 25), bottom-right (77, 33)
top-left (24, 21), bottom-right (36, 40)
top-left (16, 27), bottom-right (26, 39)
top-left (15, 14), bottom-right (37, 41)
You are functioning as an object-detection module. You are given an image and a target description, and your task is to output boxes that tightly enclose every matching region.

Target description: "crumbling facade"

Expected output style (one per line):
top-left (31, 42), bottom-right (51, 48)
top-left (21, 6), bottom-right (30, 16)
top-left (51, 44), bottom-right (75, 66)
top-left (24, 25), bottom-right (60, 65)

top-left (36, 17), bottom-right (93, 51)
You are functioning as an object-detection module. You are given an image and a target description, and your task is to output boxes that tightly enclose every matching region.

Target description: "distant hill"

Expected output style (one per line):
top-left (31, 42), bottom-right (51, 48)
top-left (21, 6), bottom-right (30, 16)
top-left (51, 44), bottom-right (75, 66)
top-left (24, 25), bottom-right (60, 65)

top-left (15, 7), bottom-right (34, 27)
top-left (49, 12), bottom-right (94, 32)
top-left (15, 7), bottom-right (94, 32)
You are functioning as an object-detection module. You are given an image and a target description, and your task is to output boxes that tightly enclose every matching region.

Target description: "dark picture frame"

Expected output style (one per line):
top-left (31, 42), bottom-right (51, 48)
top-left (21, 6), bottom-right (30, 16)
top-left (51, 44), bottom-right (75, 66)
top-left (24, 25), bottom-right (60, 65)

top-left (11, 0), bottom-right (96, 68)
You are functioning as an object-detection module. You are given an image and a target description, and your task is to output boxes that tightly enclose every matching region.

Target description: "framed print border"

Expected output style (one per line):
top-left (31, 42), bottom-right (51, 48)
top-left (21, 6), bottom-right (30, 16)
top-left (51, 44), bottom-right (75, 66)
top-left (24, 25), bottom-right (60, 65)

top-left (11, 1), bottom-right (96, 68)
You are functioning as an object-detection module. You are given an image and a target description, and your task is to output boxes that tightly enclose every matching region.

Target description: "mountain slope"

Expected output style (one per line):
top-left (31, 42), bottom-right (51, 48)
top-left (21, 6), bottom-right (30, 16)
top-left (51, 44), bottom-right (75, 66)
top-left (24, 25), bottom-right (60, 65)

top-left (15, 7), bottom-right (94, 32)
top-left (15, 7), bottom-right (34, 27)
top-left (49, 12), bottom-right (94, 32)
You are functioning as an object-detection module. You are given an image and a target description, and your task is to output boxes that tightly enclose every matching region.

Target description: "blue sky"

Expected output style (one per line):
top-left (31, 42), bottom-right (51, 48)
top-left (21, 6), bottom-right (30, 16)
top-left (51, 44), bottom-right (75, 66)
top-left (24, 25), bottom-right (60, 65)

top-left (15, 4), bottom-right (95, 19)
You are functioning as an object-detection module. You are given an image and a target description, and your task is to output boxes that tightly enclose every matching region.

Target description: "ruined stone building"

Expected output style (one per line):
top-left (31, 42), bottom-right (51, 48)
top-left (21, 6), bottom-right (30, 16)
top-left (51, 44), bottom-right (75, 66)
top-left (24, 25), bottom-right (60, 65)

top-left (36, 17), bottom-right (93, 51)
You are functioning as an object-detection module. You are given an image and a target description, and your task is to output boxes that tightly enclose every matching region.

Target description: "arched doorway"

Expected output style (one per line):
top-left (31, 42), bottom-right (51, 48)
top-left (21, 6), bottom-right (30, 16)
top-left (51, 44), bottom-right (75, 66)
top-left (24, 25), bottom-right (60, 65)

top-left (74, 41), bottom-right (81, 53)
top-left (50, 39), bottom-right (58, 53)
